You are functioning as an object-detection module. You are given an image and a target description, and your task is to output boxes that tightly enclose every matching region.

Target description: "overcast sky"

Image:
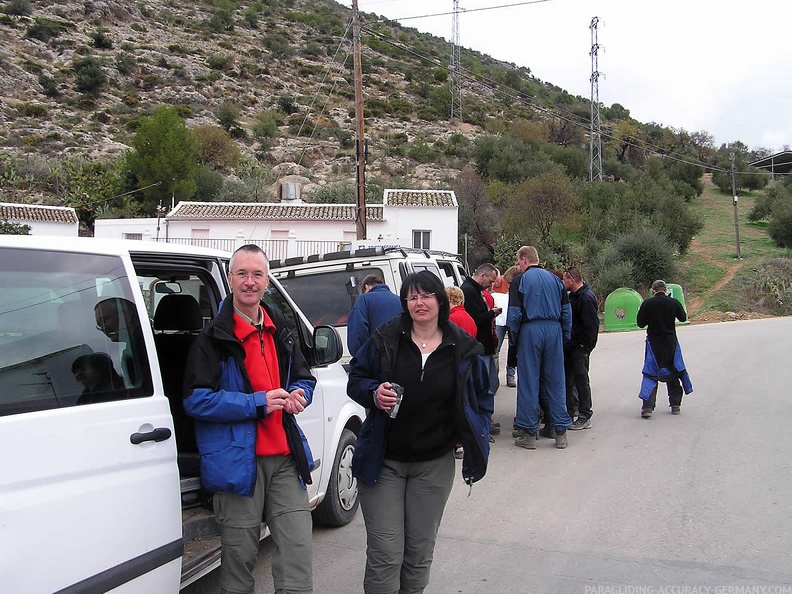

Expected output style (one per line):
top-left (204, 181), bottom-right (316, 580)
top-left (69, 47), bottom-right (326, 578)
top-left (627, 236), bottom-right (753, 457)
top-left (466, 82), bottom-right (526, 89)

top-left (358, 0), bottom-right (792, 152)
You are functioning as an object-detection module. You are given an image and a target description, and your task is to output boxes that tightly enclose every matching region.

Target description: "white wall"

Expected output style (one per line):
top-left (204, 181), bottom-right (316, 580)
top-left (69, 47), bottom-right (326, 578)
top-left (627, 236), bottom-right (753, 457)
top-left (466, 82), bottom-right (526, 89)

top-left (93, 205), bottom-right (459, 255)
top-left (94, 218), bottom-right (160, 239)
top-left (26, 221), bottom-right (79, 236)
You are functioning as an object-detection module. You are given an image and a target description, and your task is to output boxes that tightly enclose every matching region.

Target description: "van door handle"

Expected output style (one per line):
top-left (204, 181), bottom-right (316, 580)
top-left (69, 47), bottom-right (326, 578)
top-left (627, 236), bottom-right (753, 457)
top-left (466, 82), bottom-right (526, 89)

top-left (130, 427), bottom-right (172, 445)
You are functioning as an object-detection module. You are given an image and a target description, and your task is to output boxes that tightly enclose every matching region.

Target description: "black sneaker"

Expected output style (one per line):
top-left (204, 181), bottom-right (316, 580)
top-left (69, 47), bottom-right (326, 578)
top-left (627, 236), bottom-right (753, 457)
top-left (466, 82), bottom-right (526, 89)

top-left (506, 377), bottom-right (516, 387)
top-left (671, 406), bottom-right (681, 415)
top-left (641, 409), bottom-right (653, 419)
top-left (489, 421), bottom-right (501, 436)
top-left (515, 430), bottom-right (537, 449)
top-left (569, 417), bottom-right (591, 430)
top-left (538, 424), bottom-right (556, 438)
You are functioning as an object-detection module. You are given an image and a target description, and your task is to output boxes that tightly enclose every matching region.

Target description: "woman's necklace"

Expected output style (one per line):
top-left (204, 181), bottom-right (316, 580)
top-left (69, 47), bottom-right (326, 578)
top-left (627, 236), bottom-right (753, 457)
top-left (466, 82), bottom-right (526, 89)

top-left (412, 329), bottom-right (439, 349)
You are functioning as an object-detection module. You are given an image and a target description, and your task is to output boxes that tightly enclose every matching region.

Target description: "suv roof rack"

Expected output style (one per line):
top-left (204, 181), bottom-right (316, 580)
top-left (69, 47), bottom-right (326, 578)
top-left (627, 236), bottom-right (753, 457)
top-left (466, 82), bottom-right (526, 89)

top-left (270, 246), bottom-right (429, 270)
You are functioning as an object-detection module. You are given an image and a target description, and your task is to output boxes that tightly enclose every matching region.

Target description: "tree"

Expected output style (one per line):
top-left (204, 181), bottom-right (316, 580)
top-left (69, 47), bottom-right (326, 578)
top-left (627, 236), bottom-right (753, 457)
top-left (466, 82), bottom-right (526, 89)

top-left (507, 169), bottom-right (580, 243)
top-left (451, 169), bottom-right (500, 265)
top-left (0, 219), bottom-right (31, 235)
top-left (126, 106), bottom-right (198, 215)
top-left (191, 125), bottom-right (241, 172)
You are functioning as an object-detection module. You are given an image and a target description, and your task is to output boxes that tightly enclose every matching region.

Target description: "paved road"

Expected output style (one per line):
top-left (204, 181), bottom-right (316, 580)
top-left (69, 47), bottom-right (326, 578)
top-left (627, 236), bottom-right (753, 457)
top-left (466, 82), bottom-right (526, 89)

top-left (185, 317), bottom-right (792, 593)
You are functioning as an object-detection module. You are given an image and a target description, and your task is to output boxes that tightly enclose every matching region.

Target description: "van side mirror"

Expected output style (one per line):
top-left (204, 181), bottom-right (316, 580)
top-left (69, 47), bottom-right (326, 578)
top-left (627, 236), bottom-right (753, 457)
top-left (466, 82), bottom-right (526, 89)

top-left (313, 325), bottom-right (343, 366)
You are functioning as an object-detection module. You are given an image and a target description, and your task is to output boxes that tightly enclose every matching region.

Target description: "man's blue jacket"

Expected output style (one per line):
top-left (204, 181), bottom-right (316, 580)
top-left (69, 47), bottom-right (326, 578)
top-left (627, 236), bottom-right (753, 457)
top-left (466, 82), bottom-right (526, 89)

top-left (346, 283), bottom-right (403, 357)
top-left (183, 299), bottom-right (316, 497)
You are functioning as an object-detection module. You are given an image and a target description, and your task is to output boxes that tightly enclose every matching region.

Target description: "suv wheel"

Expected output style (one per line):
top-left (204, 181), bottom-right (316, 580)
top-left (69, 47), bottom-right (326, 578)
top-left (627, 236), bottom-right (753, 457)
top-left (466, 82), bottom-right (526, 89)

top-left (312, 429), bottom-right (359, 526)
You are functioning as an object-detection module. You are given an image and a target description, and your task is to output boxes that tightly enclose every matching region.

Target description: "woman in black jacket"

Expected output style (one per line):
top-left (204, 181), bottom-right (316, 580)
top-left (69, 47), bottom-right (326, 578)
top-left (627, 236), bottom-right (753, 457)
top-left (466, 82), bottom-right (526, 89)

top-left (347, 271), bottom-right (493, 594)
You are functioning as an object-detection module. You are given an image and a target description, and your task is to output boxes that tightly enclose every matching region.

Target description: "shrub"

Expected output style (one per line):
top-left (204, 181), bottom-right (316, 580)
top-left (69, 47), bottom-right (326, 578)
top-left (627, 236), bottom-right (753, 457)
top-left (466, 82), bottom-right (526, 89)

top-left (26, 17), bottom-right (72, 42)
top-left (193, 165), bottom-right (225, 200)
top-left (90, 27), bottom-right (113, 49)
top-left (191, 125), bottom-right (242, 171)
top-left (277, 95), bottom-right (298, 114)
top-left (16, 103), bottom-right (48, 118)
top-left (590, 260), bottom-right (636, 297)
top-left (217, 100), bottom-right (240, 131)
top-left (253, 111), bottom-right (280, 142)
top-left (0, 219), bottom-right (31, 235)
top-left (207, 53), bottom-right (231, 70)
top-left (38, 75), bottom-right (60, 97)
top-left (115, 52), bottom-right (136, 74)
top-left (5, 0), bottom-right (33, 16)
top-left (73, 56), bottom-right (107, 96)
top-left (768, 200), bottom-right (792, 249)
top-left (612, 229), bottom-right (678, 288)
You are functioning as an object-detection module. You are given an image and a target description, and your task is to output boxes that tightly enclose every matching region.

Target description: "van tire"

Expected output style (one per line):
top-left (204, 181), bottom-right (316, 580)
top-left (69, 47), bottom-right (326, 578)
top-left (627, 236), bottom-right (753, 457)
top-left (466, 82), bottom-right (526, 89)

top-left (313, 429), bottom-right (359, 526)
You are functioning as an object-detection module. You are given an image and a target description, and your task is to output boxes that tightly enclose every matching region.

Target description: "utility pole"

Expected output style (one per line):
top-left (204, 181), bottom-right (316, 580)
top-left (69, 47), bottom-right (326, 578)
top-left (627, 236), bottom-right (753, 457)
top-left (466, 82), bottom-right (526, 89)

top-left (730, 153), bottom-right (742, 259)
top-left (589, 16), bottom-right (603, 182)
top-left (449, 0), bottom-right (462, 121)
top-left (352, 0), bottom-right (367, 240)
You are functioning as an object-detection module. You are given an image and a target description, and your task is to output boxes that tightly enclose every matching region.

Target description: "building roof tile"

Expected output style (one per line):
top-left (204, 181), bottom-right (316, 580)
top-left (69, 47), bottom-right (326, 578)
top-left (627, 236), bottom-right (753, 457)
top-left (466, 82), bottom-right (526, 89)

top-left (383, 189), bottom-right (457, 207)
top-left (0, 202), bottom-right (78, 224)
top-left (167, 202), bottom-right (385, 221)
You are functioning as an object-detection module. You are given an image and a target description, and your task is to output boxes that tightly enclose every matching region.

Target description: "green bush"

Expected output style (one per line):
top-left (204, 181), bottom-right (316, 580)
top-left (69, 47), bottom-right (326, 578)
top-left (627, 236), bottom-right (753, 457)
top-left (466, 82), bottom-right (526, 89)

top-left (264, 33), bottom-right (295, 59)
top-left (16, 103), bottom-right (47, 118)
top-left (193, 165), bottom-right (225, 200)
top-left (73, 57), bottom-right (107, 96)
top-left (5, 0), bottom-right (33, 16)
top-left (0, 219), bottom-right (31, 235)
top-left (90, 27), bottom-right (113, 49)
top-left (207, 53), bottom-right (231, 70)
top-left (407, 141), bottom-right (439, 164)
top-left (115, 52), bottom-right (136, 74)
top-left (591, 260), bottom-right (636, 297)
top-left (613, 229), bottom-right (678, 288)
top-left (26, 17), bottom-right (72, 42)
top-left (253, 112), bottom-right (279, 142)
top-left (768, 200), bottom-right (792, 249)
top-left (277, 95), bottom-right (298, 114)
top-left (38, 75), bottom-right (60, 97)
top-left (192, 125), bottom-right (242, 170)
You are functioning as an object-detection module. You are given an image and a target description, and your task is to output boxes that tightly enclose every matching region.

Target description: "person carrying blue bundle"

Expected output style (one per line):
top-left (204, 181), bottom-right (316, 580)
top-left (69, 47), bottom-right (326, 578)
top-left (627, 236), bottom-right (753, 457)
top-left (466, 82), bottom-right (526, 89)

top-left (636, 279), bottom-right (693, 418)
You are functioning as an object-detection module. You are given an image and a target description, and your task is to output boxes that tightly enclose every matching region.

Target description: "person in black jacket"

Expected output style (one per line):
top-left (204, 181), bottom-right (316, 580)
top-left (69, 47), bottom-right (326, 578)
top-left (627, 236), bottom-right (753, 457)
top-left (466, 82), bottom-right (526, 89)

top-left (636, 279), bottom-right (689, 418)
top-left (562, 267), bottom-right (600, 430)
top-left (347, 271), bottom-right (492, 594)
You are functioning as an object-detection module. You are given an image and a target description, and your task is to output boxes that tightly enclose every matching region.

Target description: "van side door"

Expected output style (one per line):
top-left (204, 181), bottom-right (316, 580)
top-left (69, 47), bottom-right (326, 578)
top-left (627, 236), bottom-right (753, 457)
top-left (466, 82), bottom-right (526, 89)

top-left (0, 243), bottom-right (182, 593)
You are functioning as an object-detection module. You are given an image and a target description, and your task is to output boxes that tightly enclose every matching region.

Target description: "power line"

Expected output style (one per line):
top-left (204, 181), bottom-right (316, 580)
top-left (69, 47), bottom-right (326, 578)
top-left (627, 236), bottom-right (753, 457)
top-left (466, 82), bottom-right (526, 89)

top-left (360, 24), bottom-right (738, 174)
top-left (372, 0), bottom-right (553, 23)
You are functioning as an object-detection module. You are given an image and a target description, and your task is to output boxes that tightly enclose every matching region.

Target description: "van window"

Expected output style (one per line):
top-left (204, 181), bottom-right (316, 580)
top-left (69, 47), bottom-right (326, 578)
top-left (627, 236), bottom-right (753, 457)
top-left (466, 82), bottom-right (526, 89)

top-left (0, 248), bottom-right (152, 416)
top-left (278, 267), bottom-right (385, 327)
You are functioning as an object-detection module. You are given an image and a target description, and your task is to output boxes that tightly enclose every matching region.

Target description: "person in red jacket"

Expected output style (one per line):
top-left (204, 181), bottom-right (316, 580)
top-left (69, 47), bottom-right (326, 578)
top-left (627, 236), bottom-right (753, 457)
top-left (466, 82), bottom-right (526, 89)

top-left (446, 286), bottom-right (477, 337)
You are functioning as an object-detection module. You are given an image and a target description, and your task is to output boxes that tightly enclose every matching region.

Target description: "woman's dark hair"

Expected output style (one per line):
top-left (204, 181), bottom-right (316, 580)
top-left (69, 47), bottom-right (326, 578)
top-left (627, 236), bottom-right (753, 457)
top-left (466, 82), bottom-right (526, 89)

top-left (399, 271), bottom-right (450, 324)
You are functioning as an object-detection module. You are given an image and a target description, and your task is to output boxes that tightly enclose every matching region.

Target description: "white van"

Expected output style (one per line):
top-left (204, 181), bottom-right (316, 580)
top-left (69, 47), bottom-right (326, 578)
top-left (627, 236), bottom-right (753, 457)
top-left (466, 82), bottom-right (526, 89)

top-left (269, 246), bottom-right (468, 362)
top-left (0, 236), bottom-right (364, 593)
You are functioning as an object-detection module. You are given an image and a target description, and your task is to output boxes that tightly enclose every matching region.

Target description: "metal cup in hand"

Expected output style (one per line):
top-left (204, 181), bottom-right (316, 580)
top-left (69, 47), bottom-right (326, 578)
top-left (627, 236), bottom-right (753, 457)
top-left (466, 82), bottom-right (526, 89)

top-left (388, 383), bottom-right (404, 419)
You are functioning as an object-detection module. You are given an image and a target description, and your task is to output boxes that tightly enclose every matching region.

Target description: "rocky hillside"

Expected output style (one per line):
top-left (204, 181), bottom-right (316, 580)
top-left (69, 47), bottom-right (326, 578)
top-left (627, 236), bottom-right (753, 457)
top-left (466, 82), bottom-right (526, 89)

top-left (0, 0), bottom-right (585, 206)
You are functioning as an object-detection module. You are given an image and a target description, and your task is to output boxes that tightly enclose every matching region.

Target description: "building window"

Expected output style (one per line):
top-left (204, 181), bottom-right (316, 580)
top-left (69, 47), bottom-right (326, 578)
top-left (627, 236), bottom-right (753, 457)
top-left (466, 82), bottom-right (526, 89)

top-left (413, 230), bottom-right (430, 250)
top-left (123, 233), bottom-right (142, 241)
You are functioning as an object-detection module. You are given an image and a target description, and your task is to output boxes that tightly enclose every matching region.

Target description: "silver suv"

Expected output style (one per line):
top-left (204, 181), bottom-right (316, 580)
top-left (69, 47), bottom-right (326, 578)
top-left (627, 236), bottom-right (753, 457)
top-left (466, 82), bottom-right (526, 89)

top-left (270, 246), bottom-right (468, 361)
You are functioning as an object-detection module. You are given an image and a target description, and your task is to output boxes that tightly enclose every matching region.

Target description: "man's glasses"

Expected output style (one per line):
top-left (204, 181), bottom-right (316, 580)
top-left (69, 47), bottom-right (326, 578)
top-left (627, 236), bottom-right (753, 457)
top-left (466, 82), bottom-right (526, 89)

top-left (232, 271), bottom-right (266, 281)
top-left (405, 292), bottom-right (436, 303)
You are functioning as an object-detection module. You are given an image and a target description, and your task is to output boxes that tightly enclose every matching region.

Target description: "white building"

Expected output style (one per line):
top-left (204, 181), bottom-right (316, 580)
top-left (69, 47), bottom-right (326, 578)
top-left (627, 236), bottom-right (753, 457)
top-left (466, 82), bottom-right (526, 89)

top-left (94, 189), bottom-right (459, 258)
top-left (0, 203), bottom-right (79, 236)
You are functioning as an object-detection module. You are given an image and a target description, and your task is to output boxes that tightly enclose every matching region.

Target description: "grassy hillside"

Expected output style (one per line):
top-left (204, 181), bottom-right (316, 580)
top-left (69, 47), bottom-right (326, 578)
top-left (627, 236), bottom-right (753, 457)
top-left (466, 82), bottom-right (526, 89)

top-left (680, 175), bottom-right (792, 320)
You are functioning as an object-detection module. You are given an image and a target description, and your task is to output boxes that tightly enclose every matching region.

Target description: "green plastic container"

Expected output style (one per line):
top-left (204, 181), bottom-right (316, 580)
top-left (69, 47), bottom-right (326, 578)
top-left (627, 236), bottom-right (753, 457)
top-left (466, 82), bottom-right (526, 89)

top-left (665, 283), bottom-right (689, 325)
top-left (604, 288), bottom-right (643, 332)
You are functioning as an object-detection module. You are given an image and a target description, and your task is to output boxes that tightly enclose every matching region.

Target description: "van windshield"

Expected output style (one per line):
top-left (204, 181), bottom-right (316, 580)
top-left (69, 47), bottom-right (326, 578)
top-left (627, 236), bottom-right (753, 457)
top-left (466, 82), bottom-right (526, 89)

top-left (0, 248), bottom-right (153, 416)
top-left (278, 267), bottom-right (385, 327)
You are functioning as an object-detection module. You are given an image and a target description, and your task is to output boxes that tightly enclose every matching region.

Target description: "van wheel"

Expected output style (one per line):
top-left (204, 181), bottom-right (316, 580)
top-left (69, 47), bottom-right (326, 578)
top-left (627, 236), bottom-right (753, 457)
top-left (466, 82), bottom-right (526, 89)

top-left (313, 429), bottom-right (359, 526)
